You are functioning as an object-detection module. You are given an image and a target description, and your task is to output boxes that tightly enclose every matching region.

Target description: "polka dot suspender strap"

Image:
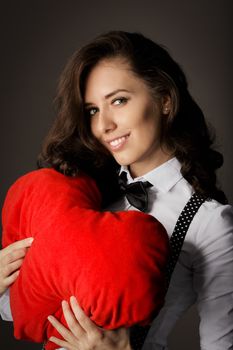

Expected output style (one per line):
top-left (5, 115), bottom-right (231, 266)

top-left (166, 192), bottom-right (208, 286)
top-left (129, 192), bottom-right (208, 350)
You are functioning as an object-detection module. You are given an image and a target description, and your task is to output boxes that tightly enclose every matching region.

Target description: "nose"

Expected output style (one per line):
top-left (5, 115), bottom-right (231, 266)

top-left (96, 108), bottom-right (117, 134)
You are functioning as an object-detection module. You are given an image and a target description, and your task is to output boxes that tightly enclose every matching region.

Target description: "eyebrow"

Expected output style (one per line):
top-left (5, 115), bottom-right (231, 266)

top-left (84, 89), bottom-right (131, 107)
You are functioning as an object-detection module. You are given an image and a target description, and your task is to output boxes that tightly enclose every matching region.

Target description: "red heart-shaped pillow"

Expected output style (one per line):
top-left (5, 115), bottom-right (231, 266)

top-left (2, 168), bottom-right (169, 349)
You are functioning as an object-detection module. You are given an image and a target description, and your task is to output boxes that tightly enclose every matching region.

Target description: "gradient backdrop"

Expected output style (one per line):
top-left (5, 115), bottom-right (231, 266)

top-left (0, 1), bottom-right (232, 349)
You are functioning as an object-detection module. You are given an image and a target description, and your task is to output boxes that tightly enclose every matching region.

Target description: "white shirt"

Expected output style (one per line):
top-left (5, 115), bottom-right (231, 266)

top-left (1, 158), bottom-right (233, 349)
top-left (111, 158), bottom-right (233, 350)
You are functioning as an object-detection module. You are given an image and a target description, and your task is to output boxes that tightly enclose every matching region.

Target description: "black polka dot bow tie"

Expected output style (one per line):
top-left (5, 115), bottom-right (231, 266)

top-left (118, 171), bottom-right (153, 212)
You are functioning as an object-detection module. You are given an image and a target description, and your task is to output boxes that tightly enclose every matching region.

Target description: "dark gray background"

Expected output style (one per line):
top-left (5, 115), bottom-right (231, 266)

top-left (0, 1), bottom-right (232, 349)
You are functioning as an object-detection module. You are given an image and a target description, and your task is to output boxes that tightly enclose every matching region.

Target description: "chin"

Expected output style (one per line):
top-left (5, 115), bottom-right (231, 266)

top-left (113, 157), bottom-right (131, 167)
top-left (112, 152), bottom-right (138, 168)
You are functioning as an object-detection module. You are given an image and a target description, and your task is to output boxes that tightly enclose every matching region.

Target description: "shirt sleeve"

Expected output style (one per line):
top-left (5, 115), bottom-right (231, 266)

top-left (142, 260), bottom-right (197, 349)
top-left (192, 204), bottom-right (233, 350)
top-left (0, 288), bottom-right (13, 321)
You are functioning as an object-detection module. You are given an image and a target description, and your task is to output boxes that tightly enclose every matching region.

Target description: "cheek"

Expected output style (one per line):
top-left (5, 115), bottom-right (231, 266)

top-left (135, 108), bottom-right (161, 138)
top-left (133, 125), bottom-right (157, 146)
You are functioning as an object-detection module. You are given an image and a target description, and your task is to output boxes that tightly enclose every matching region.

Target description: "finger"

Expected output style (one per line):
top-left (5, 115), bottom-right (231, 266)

top-left (5, 248), bottom-right (28, 262)
top-left (70, 296), bottom-right (99, 335)
top-left (0, 250), bottom-right (27, 271)
top-left (47, 315), bottom-right (75, 344)
top-left (0, 238), bottom-right (34, 258)
top-left (49, 336), bottom-right (73, 350)
top-left (1, 258), bottom-right (24, 278)
top-left (3, 270), bottom-right (20, 288)
top-left (0, 270), bottom-right (20, 294)
top-left (62, 300), bottom-right (85, 337)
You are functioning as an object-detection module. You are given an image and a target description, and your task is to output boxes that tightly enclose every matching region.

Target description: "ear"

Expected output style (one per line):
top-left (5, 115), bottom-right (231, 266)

top-left (161, 95), bottom-right (172, 115)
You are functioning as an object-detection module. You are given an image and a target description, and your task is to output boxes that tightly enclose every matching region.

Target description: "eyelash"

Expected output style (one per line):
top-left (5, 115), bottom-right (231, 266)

top-left (85, 97), bottom-right (129, 117)
top-left (112, 96), bottom-right (128, 105)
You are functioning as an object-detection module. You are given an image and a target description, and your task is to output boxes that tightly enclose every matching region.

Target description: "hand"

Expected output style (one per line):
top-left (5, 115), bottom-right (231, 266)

top-left (0, 237), bottom-right (34, 295)
top-left (48, 296), bottom-right (131, 350)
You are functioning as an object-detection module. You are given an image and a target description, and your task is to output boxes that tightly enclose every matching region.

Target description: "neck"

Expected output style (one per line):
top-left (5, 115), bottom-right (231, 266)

top-left (129, 153), bottom-right (174, 178)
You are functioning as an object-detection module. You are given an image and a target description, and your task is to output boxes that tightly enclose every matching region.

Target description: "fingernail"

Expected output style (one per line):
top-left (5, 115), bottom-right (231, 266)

top-left (47, 316), bottom-right (53, 322)
top-left (28, 238), bottom-right (34, 244)
top-left (70, 296), bottom-right (77, 303)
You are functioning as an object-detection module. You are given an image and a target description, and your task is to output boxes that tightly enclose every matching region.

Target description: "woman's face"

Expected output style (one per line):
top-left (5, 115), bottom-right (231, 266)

top-left (84, 58), bottom-right (172, 177)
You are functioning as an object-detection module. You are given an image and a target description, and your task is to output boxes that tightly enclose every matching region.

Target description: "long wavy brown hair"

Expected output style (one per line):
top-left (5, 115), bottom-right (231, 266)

top-left (38, 30), bottom-right (227, 205)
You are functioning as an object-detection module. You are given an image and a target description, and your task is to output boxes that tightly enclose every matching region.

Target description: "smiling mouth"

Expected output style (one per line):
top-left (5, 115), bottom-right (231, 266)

top-left (106, 134), bottom-right (130, 151)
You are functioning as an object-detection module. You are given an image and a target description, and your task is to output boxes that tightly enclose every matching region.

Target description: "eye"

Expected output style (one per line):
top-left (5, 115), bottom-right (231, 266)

top-left (112, 97), bottom-right (128, 105)
top-left (85, 107), bottom-right (98, 117)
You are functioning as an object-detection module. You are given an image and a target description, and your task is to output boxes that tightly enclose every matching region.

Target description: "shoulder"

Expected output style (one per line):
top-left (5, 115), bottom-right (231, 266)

top-left (192, 198), bottom-right (233, 252)
top-left (197, 199), bottom-right (233, 232)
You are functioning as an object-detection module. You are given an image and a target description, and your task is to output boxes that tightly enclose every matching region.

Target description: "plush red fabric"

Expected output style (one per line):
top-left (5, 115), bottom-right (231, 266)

top-left (2, 169), bottom-right (169, 349)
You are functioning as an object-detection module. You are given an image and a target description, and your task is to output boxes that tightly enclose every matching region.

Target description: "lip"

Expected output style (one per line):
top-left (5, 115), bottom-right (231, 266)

top-left (104, 133), bottom-right (130, 152)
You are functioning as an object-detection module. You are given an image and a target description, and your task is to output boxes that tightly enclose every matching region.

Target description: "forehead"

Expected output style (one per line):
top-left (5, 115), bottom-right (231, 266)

top-left (84, 58), bottom-right (146, 100)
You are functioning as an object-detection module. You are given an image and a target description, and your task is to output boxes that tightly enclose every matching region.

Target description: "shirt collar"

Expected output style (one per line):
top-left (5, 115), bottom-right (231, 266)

top-left (119, 157), bottom-right (183, 193)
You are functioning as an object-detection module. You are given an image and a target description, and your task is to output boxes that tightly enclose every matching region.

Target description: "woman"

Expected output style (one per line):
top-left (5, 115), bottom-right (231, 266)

top-left (1, 31), bottom-right (233, 350)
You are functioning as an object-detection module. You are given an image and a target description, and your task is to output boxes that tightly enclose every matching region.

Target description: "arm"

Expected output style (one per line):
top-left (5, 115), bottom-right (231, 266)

top-left (0, 238), bottom-right (34, 321)
top-left (193, 204), bottom-right (233, 350)
top-left (48, 296), bottom-right (131, 350)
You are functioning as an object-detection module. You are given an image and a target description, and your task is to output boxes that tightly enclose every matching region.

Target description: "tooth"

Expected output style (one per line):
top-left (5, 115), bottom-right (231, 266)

top-left (110, 137), bottom-right (126, 146)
